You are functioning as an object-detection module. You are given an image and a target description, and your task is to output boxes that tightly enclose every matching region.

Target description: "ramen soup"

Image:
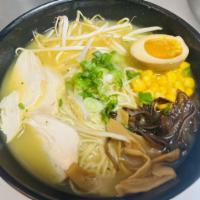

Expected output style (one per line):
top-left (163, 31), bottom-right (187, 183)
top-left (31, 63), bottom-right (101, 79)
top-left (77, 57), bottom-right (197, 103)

top-left (0, 11), bottom-right (198, 196)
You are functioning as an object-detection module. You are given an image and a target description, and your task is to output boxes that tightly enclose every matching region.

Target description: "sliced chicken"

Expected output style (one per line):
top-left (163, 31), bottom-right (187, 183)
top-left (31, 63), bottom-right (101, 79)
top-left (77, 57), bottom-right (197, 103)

top-left (12, 50), bottom-right (44, 107)
top-left (26, 113), bottom-right (80, 181)
top-left (0, 91), bottom-right (21, 142)
top-left (10, 50), bottom-right (62, 113)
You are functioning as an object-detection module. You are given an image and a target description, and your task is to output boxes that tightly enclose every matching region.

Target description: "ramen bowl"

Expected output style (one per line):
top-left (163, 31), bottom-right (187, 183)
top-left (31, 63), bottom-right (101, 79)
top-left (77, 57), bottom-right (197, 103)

top-left (0, 0), bottom-right (200, 200)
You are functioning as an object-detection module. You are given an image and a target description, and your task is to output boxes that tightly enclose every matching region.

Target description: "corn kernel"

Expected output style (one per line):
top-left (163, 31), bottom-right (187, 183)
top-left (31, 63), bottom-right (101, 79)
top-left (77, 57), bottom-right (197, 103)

top-left (154, 92), bottom-right (163, 98)
top-left (131, 79), bottom-right (146, 92)
top-left (142, 70), bottom-right (153, 77)
top-left (171, 88), bottom-right (177, 95)
top-left (145, 81), bottom-right (153, 88)
top-left (165, 92), bottom-right (175, 102)
top-left (142, 76), bottom-right (152, 87)
top-left (166, 71), bottom-right (176, 83)
top-left (141, 70), bottom-right (154, 87)
top-left (180, 61), bottom-right (190, 70)
top-left (185, 88), bottom-right (193, 96)
top-left (175, 81), bottom-right (184, 91)
top-left (158, 104), bottom-right (169, 110)
top-left (183, 77), bottom-right (195, 88)
top-left (157, 76), bottom-right (167, 86)
top-left (177, 73), bottom-right (183, 82)
top-left (159, 86), bottom-right (167, 95)
top-left (150, 85), bottom-right (159, 93)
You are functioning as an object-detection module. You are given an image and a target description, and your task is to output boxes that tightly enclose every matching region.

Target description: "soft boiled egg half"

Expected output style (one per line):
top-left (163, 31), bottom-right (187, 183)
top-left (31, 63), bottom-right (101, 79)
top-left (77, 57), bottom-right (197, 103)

top-left (130, 34), bottom-right (189, 71)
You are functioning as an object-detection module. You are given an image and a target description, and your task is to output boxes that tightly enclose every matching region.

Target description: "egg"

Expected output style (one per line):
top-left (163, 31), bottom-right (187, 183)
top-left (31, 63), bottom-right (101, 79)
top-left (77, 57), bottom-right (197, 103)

top-left (130, 34), bottom-right (189, 71)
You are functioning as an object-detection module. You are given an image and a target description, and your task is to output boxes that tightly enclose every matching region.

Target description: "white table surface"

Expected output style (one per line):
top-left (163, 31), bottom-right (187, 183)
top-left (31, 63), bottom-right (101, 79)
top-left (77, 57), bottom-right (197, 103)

top-left (0, 0), bottom-right (200, 199)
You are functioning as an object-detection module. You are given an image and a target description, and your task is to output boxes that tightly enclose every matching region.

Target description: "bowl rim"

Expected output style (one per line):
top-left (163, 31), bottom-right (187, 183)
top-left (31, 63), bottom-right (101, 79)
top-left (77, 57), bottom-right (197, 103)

top-left (0, 0), bottom-right (200, 200)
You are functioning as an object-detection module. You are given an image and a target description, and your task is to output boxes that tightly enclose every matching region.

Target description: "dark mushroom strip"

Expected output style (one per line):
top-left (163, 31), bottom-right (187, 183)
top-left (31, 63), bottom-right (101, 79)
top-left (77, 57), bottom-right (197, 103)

top-left (125, 90), bottom-right (198, 152)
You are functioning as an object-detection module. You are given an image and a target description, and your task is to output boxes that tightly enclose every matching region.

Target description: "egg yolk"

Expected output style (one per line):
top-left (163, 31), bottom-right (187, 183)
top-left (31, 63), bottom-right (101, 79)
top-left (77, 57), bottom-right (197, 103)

top-left (144, 37), bottom-right (182, 59)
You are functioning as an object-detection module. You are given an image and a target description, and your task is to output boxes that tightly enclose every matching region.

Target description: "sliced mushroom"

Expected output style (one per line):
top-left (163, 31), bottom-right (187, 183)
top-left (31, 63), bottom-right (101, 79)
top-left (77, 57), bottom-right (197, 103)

top-left (116, 165), bottom-right (176, 195)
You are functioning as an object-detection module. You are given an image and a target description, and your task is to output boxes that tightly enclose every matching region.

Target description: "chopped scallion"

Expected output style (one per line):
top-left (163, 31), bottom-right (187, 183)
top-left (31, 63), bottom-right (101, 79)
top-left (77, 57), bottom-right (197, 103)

top-left (182, 67), bottom-right (191, 77)
top-left (18, 102), bottom-right (25, 110)
top-left (58, 98), bottom-right (63, 107)
top-left (138, 92), bottom-right (153, 105)
top-left (126, 70), bottom-right (141, 80)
